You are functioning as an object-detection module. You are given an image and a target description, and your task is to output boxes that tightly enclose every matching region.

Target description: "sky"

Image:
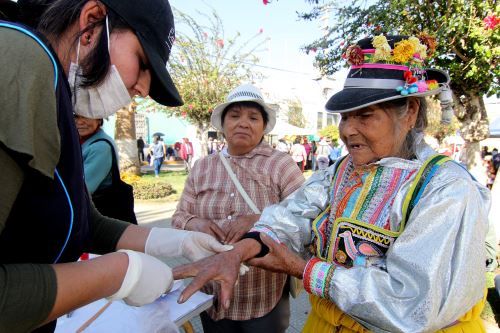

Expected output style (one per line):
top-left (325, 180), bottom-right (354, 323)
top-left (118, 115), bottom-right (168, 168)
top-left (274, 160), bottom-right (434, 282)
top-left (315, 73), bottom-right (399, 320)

top-left (169, 0), bottom-right (326, 77)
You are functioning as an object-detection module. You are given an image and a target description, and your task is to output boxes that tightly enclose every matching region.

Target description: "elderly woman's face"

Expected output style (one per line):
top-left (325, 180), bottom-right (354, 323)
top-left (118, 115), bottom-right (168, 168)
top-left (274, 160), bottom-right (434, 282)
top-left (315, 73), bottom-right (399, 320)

top-left (75, 115), bottom-right (101, 138)
top-left (339, 104), bottom-right (412, 166)
top-left (223, 104), bottom-right (266, 155)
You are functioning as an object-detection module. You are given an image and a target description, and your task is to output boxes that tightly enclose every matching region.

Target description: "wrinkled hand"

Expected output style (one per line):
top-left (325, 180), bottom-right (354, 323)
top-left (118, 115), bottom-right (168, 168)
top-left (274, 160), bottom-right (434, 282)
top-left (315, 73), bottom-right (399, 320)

top-left (225, 214), bottom-right (260, 244)
top-left (185, 218), bottom-right (226, 243)
top-left (247, 234), bottom-right (306, 278)
top-left (173, 250), bottom-right (242, 309)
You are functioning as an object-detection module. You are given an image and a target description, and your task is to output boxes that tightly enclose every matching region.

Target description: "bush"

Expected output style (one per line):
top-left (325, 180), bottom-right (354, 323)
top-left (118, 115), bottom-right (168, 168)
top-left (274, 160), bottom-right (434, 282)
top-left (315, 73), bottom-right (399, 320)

top-left (133, 181), bottom-right (176, 200)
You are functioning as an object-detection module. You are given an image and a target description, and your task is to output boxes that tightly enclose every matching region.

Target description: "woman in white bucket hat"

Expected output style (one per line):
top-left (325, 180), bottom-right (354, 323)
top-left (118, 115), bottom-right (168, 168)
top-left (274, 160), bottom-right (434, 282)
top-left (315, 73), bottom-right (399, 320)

top-left (172, 83), bottom-right (304, 332)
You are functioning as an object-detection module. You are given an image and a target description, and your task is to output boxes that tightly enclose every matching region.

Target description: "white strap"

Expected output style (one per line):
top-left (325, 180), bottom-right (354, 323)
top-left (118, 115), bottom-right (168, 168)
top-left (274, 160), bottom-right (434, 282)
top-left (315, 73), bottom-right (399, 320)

top-left (219, 152), bottom-right (260, 214)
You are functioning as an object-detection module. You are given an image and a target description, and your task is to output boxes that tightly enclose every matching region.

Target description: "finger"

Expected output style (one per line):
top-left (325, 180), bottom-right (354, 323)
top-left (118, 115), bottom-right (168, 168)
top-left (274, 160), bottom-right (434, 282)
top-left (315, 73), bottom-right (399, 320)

top-left (226, 228), bottom-right (241, 244)
top-left (177, 274), bottom-right (209, 304)
top-left (172, 263), bottom-right (199, 280)
top-left (210, 223), bottom-right (227, 243)
top-left (228, 229), bottom-right (246, 244)
top-left (219, 279), bottom-right (236, 310)
top-left (259, 233), bottom-right (280, 250)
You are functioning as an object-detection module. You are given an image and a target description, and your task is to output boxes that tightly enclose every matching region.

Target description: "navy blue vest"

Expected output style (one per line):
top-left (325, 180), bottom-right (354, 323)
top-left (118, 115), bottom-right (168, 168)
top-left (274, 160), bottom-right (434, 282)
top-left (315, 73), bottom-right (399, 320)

top-left (0, 22), bottom-right (90, 265)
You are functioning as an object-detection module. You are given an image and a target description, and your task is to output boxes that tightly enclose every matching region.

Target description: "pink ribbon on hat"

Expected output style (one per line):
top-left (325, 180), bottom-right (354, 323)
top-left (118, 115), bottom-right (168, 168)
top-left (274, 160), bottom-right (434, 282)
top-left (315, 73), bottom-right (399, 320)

top-left (351, 63), bottom-right (410, 71)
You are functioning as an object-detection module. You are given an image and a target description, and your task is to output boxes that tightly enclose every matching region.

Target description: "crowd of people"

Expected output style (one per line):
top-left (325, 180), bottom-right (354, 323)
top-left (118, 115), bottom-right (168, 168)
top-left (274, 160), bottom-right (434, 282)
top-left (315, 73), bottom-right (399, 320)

top-left (0, 1), bottom-right (496, 333)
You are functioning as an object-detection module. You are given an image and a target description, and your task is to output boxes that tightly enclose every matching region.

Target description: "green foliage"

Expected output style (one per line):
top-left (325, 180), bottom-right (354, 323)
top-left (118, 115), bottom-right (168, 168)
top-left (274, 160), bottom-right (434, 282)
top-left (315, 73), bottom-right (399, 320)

top-left (133, 181), bottom-right (176, 200)
top-left (299, 1), bottom-right (499, 97)
top-left (318, 124), bottom-right (339, 145)
top-left (424, 97), bottom-right (460, 143)
top-left (287, 99), bottom-right (306, 128)
top-left (135, 6), bottom-right (268, 133)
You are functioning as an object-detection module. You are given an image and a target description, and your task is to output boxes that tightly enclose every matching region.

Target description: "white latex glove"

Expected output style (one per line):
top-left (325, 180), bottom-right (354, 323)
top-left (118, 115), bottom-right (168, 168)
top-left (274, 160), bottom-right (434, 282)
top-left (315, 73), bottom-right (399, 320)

top-left (145, 227), bottom-right (233, 262)
top-left (107, 250), bottom-right (173, 307)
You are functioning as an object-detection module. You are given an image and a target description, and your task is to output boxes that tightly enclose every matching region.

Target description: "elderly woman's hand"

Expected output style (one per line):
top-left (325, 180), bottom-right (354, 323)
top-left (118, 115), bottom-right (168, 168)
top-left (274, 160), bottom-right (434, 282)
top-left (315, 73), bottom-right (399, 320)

top-left (225, 214), bottom-right (260, 244)
top-left (173, 239), bottom-right (261, 308)
top-left (185, 217), bottom-right (227, 243)
top-left (248, 234), bottom-right (306, 278)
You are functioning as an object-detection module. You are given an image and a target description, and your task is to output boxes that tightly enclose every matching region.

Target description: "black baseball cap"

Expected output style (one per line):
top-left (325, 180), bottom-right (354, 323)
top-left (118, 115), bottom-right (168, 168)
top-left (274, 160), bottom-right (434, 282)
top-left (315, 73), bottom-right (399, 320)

top-left (100, 0), bottom-right (183, 107)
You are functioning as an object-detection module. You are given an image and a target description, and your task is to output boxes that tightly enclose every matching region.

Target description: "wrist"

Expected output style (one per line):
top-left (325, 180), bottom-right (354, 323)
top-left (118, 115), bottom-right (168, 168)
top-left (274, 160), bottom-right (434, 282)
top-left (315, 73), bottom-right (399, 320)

top-left (232, 239), bottom-right (261, 261)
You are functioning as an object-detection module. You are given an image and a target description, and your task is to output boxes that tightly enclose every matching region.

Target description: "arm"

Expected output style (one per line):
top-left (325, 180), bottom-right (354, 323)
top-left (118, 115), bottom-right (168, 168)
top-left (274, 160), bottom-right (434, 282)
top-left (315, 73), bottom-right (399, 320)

top-left (253, 166), bottom-right (335, 255)
top-left (82, 141), bottom-right (113, 194)
top-left (303, 165), bottom-right (490, 332)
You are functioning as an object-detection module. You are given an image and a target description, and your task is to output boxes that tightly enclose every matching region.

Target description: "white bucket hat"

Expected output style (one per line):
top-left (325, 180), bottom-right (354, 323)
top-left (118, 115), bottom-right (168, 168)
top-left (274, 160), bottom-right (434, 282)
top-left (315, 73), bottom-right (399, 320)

top-left (211, 83), bottom-right (277, 135)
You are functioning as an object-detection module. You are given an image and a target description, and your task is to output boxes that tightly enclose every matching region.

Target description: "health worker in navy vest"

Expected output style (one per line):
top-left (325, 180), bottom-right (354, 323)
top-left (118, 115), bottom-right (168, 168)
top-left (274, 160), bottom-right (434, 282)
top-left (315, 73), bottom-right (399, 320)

top-left (174, 35), bottom-right (491, 332)
top-left (0, 1), bottom-right (232, 332)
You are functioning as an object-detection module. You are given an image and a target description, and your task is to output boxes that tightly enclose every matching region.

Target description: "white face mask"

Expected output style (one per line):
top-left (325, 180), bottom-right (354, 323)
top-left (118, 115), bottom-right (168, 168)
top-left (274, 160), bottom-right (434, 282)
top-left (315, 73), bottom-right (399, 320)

top-left (68, 16), bottom-right (132, 119)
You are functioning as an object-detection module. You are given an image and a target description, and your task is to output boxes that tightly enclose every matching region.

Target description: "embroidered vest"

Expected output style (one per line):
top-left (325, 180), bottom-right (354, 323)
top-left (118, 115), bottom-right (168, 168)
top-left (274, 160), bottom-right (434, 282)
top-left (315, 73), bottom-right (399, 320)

top-left (312, 154), bottom-right (450, 268)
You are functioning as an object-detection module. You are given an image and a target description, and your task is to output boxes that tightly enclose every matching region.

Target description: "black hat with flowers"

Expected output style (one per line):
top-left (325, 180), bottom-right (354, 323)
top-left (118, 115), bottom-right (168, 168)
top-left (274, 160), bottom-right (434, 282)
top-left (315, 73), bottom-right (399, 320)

top-left (326, 35), bottom-right (450, 113)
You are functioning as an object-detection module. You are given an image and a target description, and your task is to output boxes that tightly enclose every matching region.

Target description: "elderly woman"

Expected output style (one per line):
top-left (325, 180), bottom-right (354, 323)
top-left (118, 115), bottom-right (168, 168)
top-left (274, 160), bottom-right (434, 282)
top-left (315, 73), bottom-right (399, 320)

top-left (75, 116), bottom-right (113, 194)
top-left (172, 83), bottom-right (305, 332)
top-left (175, 36), bottom-right (490, 332)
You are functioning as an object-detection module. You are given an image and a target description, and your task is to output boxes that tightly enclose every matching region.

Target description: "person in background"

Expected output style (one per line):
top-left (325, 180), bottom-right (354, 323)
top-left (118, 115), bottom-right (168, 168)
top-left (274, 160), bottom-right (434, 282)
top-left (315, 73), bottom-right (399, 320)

top-left (290, 137), bottom-right (307, 172)
top-left (75, 115), bottom-right (114, 194)
top-left (310, 140), bottom-right (318, 171)
top-left (149, 135), bottom-right (166, 178)
top-left (174, 35), bottom-right (490, 333)
top-left (136, 136), bottom-right (145, 163)
top-left (302, 137), bottom-right (312, 170)
top-left (172, 83), bottom-right (304, 333)
top-left (276, 138), bottom-right (289, 153)
top-left (180, 137), bottom-right (194, 172)
top-left (328, 143), bottom-right (341, 166)
top-left (0, 1), bottom-right (232, 332)
top-left (316, 137), bottom-right (332, 170)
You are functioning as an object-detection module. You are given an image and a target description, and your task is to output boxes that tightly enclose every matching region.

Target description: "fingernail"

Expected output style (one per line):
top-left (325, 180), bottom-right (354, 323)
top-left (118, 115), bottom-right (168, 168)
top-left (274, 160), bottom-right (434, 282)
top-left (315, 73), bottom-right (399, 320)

top-left (178, 295), bottom-right (184, 303)
top-left (224, 300), bottom-right (230, 309)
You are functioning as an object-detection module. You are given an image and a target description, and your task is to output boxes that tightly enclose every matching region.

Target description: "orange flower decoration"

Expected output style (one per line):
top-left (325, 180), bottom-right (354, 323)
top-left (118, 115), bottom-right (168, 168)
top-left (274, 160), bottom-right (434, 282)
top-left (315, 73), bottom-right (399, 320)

top-left (418, 33), bottom-right (437, 57)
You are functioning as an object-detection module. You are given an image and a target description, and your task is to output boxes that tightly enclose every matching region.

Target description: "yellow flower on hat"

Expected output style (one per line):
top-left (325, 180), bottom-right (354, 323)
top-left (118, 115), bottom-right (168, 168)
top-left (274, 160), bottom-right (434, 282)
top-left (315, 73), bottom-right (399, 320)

top-left (392, 40), bottom-right (415, 63)
top-left (374, 44), bottom-right (392, 61)
top-left (408, 36), bottom-right (427, 59)
top-left (372, 35), bottom-right (389, 49)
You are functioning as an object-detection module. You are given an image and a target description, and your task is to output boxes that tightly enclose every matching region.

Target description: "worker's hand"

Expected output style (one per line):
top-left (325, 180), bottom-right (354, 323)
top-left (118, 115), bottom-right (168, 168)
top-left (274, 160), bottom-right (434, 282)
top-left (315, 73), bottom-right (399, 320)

top-left (145, 227), bottom-right (233, 262)
top-left (185, 218), bottom-right (227, 243)
top-left (107, 250), bottom-right (173, 306)
top-left (225, 214), bottom-right (260, 244)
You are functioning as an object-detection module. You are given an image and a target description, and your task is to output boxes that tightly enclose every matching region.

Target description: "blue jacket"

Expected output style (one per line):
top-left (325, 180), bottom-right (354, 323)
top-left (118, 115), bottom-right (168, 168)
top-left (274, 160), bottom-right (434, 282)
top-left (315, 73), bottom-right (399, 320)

top-left (81, 129), bottom-right (116, 193)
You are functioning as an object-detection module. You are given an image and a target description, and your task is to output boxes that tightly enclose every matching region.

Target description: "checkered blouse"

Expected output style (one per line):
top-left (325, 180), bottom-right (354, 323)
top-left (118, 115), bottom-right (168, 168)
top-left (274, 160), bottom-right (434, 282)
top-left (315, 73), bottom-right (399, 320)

top-left (172, 141), bottom-right (305, 320)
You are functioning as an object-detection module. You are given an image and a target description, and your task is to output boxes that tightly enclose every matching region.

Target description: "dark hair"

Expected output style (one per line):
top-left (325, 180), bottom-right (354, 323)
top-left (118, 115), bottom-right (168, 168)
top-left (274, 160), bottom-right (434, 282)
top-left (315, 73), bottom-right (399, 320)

top-left (294, 137), bottom-right (301, 144)
top-left (37, 0), bottom-right (130, 88)
top-left (220, 101), bottom-right (269, 128)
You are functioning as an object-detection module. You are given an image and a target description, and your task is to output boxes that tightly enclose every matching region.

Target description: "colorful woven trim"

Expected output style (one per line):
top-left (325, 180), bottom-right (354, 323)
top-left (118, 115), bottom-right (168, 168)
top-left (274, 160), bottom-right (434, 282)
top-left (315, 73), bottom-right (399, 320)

top-left (303, 257), bottom-right (336, 298)
top-left (251, 225), bottom-right (281, 244)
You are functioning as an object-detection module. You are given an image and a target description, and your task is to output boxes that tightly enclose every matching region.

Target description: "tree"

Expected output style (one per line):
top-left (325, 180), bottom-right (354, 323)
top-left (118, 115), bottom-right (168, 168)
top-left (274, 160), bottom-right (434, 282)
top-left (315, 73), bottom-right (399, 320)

top-left (136, 7), bottom-right (268, 156)
top-left (295, 0), bottom-right (499, 167)
top-left (287, 99), bottom-right (306, 128)
top-left (425, 97), bottom-right (460, 144)
top-left (114, 102), bottom-right (140, 175)
top-left (319, 124), bottom-right (339, 146)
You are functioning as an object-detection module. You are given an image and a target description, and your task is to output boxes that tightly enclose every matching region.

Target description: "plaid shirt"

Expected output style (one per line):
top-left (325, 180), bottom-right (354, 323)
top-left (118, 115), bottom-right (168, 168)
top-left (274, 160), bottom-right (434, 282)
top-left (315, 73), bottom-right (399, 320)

top-left (172, 141), bottom-right (305, 320)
